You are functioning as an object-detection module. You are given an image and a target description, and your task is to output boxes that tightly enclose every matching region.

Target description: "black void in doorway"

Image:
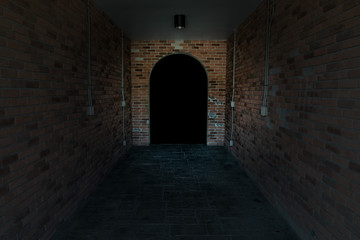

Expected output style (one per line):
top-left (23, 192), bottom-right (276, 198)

top-left (150, 54), bottom-right (208, 144)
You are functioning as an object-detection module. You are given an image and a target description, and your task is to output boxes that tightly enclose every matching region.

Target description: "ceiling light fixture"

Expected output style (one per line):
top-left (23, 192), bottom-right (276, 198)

top-left (174, 14), bottom-right (185, 29)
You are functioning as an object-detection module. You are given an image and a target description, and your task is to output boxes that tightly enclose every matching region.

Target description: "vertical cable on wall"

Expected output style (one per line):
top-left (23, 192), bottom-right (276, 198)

top-left (261, 0), bottom-right (275, 117)
top-left (230, 30), bottom-right (236, 147)
top-left (121, 31), bottom-right (126, 146)
top-left (86, 0), bottom-right (94, 116)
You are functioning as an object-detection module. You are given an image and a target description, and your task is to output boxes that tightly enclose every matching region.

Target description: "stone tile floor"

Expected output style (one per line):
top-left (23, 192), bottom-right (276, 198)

top-left (51, 145), bottom-right (299, 240)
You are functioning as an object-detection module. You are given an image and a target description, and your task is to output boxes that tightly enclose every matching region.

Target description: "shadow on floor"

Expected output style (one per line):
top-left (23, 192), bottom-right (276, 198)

top-left (51, 145), bottom-right (299, 240)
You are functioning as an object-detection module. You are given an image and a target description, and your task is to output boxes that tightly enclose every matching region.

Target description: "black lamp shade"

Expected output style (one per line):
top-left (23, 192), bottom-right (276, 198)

top-left (174, 15), bottom-right (185, 29)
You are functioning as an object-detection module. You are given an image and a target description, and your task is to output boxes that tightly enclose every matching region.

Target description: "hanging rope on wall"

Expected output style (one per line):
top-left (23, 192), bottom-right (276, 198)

top-left (230, 30), bottom-right (236, 147)
top-left (86, 0), bottom-right (94, 116)
top-left (121, 31), bottom-right (126, 146)
top-left (261, 0), bottom-right (275, 117)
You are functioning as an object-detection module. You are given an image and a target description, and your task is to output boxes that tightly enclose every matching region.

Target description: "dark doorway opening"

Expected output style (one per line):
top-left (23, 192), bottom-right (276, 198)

top-left (150, 54), bottom-right (207, 144)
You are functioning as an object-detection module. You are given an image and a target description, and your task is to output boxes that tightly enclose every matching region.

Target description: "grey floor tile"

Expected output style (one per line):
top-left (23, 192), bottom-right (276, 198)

top-left (51, 145), bottom-right (299, 240)
top-left (170, 224), bottom-right (208, 235)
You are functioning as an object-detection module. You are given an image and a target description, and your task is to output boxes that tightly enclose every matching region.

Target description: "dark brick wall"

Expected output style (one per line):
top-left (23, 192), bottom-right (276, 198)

top-left (0, 0), bottom-right (132, 239)
top-left (226, 0), bottom-right (360, 239)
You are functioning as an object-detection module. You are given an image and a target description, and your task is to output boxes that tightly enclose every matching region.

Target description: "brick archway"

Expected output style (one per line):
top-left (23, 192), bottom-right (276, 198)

top-left (131, 40), bottom-right (227, 146)
top-left (150, 54), bottom-right (208, 144)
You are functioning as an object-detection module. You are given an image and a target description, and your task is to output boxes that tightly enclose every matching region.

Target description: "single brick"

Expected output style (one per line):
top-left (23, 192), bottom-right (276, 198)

top-left (349, 162), bottom-right (360, 174)
top-left (0, 118), bottom-right (15, 128)
top-left (2, 153), bottom-right (18, 165)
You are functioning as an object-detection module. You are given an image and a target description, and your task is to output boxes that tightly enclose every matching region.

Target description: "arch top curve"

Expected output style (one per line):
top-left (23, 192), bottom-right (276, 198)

top-left (150, 53), bottom-right (208, 82)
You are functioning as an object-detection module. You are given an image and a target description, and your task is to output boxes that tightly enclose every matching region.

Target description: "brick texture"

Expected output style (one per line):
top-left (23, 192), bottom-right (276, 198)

top-left (131, 40), bottom-right (227, 146)
top-left (226, 0), bottom-right (360, 239)
top-left (0, 0), bottom-right (131, 239)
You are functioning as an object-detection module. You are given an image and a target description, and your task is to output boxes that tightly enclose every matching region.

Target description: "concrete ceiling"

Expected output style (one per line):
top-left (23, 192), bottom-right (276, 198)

top-left (93, 0), bottom-right (263, 40)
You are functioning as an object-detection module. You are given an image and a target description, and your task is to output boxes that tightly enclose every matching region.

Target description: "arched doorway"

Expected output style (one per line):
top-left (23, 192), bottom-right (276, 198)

top-left (150, 54), bottom-right (208, 144)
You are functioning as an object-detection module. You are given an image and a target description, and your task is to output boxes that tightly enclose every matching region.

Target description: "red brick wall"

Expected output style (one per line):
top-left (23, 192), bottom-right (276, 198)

top-left (131, 40), bottom-right (227, 146)
top-left (0, 1), bottom-right (131, 239)
top-left (226, 0), bottom-right (360, 239)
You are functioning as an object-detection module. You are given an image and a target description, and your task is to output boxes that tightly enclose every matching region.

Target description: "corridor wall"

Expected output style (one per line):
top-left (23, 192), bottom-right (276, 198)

top-left (0, 1), bottom-right (132, 239)
top-left (226, 0), bottom-right (360, 239)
